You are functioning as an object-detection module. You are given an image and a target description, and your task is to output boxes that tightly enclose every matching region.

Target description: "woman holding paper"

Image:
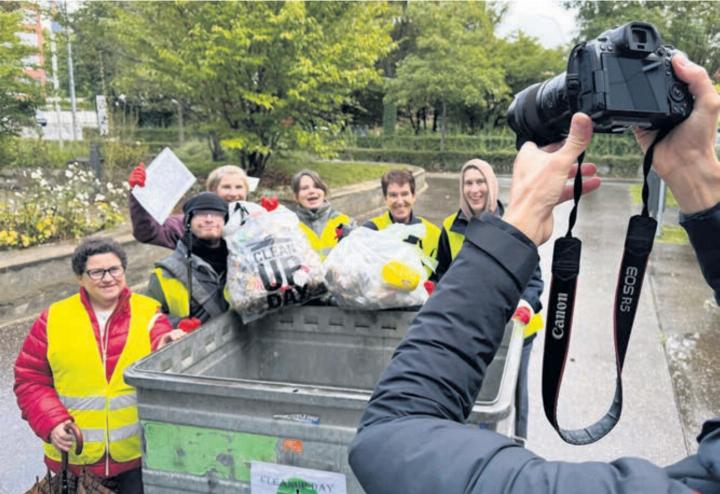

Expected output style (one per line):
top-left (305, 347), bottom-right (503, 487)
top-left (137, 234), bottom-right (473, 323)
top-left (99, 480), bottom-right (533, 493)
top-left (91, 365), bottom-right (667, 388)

top-left (128, 162), bottom-right (260, 249)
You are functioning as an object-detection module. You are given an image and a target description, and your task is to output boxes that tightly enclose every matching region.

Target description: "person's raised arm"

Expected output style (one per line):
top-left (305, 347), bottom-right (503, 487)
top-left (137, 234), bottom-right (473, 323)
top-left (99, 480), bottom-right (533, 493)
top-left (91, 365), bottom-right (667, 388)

top-left (635, 54), bottom-right (720, 303)
top-left (127, 162), bottom-right (185, 249)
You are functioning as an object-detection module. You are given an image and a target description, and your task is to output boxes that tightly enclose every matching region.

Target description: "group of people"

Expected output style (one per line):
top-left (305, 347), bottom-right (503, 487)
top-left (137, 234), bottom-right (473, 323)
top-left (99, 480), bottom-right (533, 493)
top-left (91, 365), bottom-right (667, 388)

top-left (15, 147), bottom-right (535, 491)
top-left (14, 52), bottom-right (717, 494)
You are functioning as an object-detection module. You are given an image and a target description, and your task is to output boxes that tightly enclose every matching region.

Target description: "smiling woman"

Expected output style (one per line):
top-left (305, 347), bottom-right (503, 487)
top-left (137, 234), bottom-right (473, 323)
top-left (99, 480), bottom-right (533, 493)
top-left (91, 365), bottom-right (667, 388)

top-left (13, 236), bottom-right (178, 492)
top-left (290, 169), bottom-right (354, 260)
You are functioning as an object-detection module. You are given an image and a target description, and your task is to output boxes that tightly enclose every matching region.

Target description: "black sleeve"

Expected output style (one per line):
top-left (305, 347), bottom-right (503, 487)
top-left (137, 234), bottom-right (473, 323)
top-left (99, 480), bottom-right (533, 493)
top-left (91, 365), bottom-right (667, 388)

top-left (680, 201), bottom-right (720, 304)
top-left (361, 220), bottom-right (379, 230)
top-left (349, 213), bottom-right (700, 494)
top-left (520, 264), bottom-right (544, 312)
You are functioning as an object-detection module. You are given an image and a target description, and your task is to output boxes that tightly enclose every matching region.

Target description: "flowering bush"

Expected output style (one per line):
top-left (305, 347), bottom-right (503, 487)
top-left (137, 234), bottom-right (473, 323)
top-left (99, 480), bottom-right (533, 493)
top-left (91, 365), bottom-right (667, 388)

top-left (0, 162), bottom-right (128, 249)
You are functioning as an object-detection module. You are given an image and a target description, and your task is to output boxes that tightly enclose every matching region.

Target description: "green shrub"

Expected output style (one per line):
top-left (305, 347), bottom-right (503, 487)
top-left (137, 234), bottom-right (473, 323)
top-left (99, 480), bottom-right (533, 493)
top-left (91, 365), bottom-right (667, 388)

top-left (0, 138), bottom-right (87, 169)
top-left (0, 162), bottom-right (127, 249)
top-left (338, 147), bottom-right (643, 178)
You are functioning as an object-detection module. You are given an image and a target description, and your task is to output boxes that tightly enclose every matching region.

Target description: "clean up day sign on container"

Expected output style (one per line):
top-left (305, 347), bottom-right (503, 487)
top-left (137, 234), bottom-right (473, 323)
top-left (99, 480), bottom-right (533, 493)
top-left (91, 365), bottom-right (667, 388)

top-left (251, 461), bottom-right (347, 494)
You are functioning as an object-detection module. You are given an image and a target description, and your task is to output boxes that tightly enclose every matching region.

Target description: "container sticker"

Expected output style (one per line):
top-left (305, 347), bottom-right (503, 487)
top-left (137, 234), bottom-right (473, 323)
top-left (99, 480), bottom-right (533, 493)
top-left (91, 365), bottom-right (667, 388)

top-left (273, 413), bottom-right (321, 425)
top-left (251, 461), bottom-right (346, 494)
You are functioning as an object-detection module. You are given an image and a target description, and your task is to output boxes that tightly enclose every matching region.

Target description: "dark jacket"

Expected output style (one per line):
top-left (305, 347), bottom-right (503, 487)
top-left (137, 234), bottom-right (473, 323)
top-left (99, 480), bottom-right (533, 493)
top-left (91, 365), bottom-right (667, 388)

top-left (147, 239), bottom-right (229, 326)
top-left (129, 193), bottom-right (184, 250)
top-left (349, 209), bottom-right (720, 494)
top-left (434, 203), bottom-right (544, 312)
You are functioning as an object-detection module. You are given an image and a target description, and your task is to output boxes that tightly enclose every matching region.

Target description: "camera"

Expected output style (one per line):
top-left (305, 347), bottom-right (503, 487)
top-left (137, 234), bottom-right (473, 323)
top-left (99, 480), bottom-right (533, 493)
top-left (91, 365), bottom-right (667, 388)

top-left (507, 21), bottom-right (693, 149)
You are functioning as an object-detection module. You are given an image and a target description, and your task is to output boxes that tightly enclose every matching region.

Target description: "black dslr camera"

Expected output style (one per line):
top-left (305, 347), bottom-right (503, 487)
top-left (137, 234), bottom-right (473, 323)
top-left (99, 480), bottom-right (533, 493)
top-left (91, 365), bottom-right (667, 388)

top-left (507, 21), bottom-right (692, 149)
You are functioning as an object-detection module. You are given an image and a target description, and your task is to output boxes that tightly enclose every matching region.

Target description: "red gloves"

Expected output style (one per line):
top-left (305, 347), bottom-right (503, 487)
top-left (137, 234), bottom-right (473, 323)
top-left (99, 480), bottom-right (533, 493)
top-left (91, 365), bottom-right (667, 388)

top-left (513, 306), bottom-right (532, 325)
top-left (261, 196), bottom-right (279, 212)
top-left (423, 280), bottom-right (436, 296)
top-left (178, 317), bottom-right (202, 333)
top-left (128, 162), bottom-right (146, 188)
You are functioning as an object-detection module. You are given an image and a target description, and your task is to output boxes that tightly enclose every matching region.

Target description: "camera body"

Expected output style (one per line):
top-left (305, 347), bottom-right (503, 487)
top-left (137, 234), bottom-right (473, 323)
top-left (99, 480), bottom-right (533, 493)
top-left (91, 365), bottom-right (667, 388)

top-left (507, 21), bottom-right (693, 148)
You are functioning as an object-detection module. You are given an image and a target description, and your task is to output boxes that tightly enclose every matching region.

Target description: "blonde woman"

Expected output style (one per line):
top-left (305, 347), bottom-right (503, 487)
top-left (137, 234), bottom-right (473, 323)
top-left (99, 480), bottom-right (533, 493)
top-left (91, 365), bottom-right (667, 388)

top-left (434, 158), bottom-right (544, 443)
top-left (128, 164), bottom-right (256, 249)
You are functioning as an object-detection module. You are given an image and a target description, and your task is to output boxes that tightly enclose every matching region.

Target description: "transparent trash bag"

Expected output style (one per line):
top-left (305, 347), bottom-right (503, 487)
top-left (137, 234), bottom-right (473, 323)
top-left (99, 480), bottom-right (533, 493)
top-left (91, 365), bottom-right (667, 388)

top-left (226, 207), bottom-right (326, 322)
top-left (324, 223), bottom-right (433, 310)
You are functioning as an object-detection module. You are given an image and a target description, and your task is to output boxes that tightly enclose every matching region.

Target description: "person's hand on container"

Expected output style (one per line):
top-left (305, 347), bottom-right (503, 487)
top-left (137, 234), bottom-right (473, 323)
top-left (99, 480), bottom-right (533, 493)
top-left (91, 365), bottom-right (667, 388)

top-left (128, 162), bottom-right (146, 188)
top-left (178, 317), bottom-right (202, 333)
top-left (49, 419), bottom-right (74, 452)
top-left (512, 299), bottom-right (533, 325)
top-left (158, 329), bottom-right (186, 349)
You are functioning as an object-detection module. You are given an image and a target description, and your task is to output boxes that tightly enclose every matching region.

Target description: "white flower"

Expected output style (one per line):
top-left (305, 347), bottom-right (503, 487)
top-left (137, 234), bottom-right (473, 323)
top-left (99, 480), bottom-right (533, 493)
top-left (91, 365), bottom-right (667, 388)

top-left (106, 182), bottom-right (114, 191)
top-left (94, 194), bottom-right (106, 202)
top-left (30, 171), bottom-right (42, 180)
top-left (39, 179), bottom-right (49, 187)
top-left (65, 169), bottom-right (73, 179)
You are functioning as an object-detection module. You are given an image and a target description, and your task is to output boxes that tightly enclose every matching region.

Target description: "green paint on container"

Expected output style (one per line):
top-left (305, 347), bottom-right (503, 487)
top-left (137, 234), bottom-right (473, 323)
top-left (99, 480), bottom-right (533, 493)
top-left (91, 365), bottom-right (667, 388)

top-left (277, 477), bottom-right (319, 494)
top-left (143, 420), bottom-right (278, 482)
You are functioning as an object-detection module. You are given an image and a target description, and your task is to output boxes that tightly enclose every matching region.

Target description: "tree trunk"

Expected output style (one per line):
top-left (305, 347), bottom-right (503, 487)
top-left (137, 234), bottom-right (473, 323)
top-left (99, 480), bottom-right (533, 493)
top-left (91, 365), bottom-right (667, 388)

top-left (207, 132), bottom-right (225, 161)
top-left (440, 99), bottom-right (447, 153)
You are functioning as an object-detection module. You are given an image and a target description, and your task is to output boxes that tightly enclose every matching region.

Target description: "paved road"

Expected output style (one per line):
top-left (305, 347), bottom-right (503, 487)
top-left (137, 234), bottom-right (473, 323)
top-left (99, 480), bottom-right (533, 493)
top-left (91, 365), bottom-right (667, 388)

top-left (2, 173), bottom-right (718, 492)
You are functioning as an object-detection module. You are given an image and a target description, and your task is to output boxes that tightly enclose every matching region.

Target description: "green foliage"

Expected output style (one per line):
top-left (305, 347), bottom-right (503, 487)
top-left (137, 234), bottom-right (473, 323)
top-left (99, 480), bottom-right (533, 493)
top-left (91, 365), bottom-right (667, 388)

top-left (0, 163), bottom-right (127, 249)
top-left (270, 152), bottom-right (395, 189)
top-left (0, 138), bottom-right (87, 169)
top-left (339, 147), bottom-right (641, 177)
top-left (565, 1), bottom-right (720, 72)
top-left (103, 1), bottom-right (393, 176)
top-left (386, 2), bottom-right (507, 138)
top-left (0, 9), bottom-right (43, 138)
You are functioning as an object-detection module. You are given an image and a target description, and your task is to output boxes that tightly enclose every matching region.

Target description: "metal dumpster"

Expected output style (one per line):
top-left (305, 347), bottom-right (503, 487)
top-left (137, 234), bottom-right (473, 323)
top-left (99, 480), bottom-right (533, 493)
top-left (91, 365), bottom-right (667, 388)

top-left (125, 306), bottom-right (523, 493)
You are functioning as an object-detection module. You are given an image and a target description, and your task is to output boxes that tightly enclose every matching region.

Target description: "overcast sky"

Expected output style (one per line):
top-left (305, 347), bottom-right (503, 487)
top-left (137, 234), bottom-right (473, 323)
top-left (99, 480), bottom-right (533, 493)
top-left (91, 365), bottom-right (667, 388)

top-left (496, 0), bottom-right (579, 49)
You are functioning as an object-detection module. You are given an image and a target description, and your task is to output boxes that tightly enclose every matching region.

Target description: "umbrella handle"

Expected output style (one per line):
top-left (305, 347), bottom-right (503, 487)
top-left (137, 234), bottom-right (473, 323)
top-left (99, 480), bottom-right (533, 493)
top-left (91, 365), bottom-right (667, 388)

top-left (60, 423), bottom-right (83, 494)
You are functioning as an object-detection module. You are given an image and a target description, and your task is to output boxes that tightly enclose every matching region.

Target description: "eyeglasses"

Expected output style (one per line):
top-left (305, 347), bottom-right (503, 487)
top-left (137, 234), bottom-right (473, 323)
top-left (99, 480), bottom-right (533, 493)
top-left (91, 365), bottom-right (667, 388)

top-left (194, 209), bottom-right (225, 219)
top-left (85, 265), bottom-right (124, 281)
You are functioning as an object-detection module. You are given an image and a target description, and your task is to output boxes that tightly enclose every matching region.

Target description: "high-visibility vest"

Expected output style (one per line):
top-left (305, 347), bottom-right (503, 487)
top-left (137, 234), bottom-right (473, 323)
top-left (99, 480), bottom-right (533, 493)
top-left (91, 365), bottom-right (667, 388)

top-left (442, 213), bottom-right (466, 260)
top-left (441, 212), bottom-right (544, 338)
top-left (44, 293), bottom-right (160, 465)
top-left (299, 214), bottom-right (351, 260)
top-left (369, 212), bottom-right (441, 259)
top-left (153, 267), bottom-right (190, 318)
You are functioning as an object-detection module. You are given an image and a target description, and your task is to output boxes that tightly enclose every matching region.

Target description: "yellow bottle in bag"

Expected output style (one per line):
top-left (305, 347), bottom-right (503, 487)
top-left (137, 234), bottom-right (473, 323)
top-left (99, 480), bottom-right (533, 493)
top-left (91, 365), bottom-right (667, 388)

top-left (381, 261), bottom-right (421, 291)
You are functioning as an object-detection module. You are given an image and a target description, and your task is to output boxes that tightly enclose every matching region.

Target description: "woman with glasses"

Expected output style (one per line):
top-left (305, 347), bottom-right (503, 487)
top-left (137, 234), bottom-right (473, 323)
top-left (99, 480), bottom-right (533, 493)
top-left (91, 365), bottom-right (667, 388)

top-left (14, 237), bottom-right (185, 493)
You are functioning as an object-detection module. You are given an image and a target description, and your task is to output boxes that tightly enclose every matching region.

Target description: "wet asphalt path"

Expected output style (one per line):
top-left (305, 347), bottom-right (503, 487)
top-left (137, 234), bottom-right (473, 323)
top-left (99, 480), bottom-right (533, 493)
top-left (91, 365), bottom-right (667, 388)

top-left (1, 173), bottom-right (718, 492)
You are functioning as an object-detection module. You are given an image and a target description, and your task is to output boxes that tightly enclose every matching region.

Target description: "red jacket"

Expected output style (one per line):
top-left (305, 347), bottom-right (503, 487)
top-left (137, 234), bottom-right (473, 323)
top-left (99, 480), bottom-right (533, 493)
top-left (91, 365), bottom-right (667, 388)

top-left (13, 287), bottom-right (173, 478)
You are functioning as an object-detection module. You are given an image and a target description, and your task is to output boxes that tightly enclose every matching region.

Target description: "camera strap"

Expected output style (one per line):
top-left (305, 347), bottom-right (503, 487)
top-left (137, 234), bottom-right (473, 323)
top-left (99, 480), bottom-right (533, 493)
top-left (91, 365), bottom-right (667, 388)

top-left (541, 129), bottom-right (668, 445)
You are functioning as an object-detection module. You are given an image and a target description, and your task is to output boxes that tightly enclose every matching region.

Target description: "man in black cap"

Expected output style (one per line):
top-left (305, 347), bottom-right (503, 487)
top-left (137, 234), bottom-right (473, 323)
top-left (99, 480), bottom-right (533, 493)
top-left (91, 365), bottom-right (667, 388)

top-left (148, 192), bottom-right (230, 327)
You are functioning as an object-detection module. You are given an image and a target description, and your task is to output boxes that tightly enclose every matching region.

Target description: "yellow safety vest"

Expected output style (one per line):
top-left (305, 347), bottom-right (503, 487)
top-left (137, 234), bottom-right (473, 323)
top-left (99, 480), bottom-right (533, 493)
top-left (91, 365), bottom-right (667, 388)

top-left (369, 212), bottom-right (441, 259)
top-left (298, 214), bottom-right (351, 260)
top-left (44, 293), bottom-right (160, 465)
top-left (153, 267), bottom-right (189, 318)
top-left (441, 212), bottom-right (544, 338)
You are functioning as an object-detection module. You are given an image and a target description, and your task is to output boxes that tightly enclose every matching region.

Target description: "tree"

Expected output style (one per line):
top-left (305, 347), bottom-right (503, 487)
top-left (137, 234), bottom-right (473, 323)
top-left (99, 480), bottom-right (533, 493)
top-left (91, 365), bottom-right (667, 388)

top-left (106, 1), bottom-right (393, 176)
top-left (565, 1), bottom-right (720, 72)
top-left (0, 7), bottom-right (42, 139)
top-left (385, 1), bottom-right (508, 150)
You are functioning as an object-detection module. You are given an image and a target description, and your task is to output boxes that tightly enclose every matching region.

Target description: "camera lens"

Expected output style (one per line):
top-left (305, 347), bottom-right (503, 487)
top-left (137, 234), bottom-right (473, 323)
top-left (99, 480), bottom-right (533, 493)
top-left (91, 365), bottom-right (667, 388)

top-left (507, 72), bottom-right (571, 148)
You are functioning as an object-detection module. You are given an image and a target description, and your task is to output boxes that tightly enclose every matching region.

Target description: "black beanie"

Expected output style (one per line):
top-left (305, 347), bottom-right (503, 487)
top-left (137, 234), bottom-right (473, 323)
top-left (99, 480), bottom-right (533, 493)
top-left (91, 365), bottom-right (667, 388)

top-left (183, 192), bottom-right (229, 225)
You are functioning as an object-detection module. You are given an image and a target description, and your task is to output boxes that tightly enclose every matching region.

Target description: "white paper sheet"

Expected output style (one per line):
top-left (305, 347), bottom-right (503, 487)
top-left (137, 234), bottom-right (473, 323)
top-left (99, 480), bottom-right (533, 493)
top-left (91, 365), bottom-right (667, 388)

top-left (131, 147), bottom-right (196, 224)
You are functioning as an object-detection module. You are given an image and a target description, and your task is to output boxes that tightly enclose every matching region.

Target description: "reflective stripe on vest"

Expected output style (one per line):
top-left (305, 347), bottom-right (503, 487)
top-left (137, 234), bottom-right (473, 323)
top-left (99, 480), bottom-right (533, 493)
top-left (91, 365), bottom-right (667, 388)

top-left (153, 267), bottom-right (190, 318)
top-left (44, 293), bottom-right (160, 465)
top-left (298, 214), bottom-right (350, 260)
top-left (370, 213), bottom-right (441, 259)
top-left (441, 212), bottom-right (543, 338)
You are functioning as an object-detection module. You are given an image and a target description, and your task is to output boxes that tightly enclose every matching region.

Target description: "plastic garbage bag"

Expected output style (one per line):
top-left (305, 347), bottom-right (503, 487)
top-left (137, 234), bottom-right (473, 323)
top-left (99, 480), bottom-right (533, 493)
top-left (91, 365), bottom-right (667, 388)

top-left (224, 200), bottom-right (266, 238)
top-left (225, 206), bottom-right (327, 322)
top-left (324, 223), bottom-right (433, 310)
